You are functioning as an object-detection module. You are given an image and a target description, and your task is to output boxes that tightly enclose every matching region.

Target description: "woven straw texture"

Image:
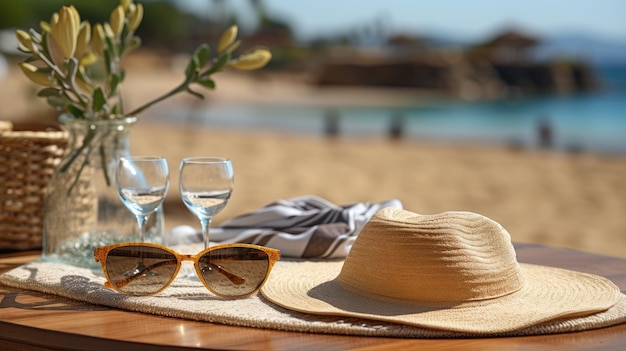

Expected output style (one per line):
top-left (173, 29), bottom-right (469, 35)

top-left (0, 259), bottom-right (625, 338)
top-left (261, 208), bottom-right (625, 334)
top-left (0, 122), bottom-right (67, 250)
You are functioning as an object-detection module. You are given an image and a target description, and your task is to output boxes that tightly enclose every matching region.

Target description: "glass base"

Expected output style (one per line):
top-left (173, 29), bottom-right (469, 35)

top-left (42, 230), bottom-right (161, 269)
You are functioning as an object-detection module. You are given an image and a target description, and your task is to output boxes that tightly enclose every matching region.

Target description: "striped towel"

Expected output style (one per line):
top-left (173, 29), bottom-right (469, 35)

top-left (166, 195), bottom-right (402, 258)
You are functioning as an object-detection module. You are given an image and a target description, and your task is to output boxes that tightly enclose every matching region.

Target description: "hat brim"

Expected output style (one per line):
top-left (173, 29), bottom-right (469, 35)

top-left (261, 259), bottom-right (622, 334)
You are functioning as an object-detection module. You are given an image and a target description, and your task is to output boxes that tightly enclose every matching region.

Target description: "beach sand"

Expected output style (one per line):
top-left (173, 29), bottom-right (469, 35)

top-left (2, 55), bottom-right (625, 258)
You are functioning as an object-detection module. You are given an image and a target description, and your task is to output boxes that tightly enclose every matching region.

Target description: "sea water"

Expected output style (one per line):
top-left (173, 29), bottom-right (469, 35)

top-left (158, 64), bottom-right (626, 154)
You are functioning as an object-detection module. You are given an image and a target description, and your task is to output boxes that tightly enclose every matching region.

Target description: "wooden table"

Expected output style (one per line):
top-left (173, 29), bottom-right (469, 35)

top-left (1, 243), bottom-right (625, 351)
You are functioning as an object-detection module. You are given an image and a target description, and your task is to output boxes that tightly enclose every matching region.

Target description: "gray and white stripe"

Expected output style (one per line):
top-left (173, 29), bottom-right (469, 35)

top-left (166, 195), bottom-right (402, 258)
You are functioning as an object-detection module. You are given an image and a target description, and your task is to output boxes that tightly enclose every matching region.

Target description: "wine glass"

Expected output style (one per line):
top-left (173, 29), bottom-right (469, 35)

top-left (179, 157), bottom-right (234, 249)
top-left (116, 156), bottom-right (170, 243)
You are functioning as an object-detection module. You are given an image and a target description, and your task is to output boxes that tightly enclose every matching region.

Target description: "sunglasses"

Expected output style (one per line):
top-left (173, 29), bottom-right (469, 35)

top-left (94, 242), bottom-right (280, 298)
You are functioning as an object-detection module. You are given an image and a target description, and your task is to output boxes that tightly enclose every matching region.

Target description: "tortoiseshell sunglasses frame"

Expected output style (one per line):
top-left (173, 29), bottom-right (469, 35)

top-left (94, 242), bottom-right (280, 298)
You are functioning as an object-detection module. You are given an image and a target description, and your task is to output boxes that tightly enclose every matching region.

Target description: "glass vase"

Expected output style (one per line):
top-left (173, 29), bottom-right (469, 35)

top-left (42, 114), bottom-right (164, 268)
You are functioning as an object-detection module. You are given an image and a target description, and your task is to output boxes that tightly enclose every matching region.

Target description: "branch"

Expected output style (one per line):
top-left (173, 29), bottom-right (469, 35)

top-left (124, 80), bottom-right (192, 117)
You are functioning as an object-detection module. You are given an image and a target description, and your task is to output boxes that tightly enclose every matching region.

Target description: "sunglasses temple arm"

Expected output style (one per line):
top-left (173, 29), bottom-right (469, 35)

top-left (109, 260), bottom-right (177, 288)
top-left (202, 249), bottom-right (279, 286)
top-left (209, 263), bottom-right (246, 285)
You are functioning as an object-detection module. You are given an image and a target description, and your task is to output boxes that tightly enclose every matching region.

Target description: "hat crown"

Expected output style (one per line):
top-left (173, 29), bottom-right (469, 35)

top-left (338, 208), bottom-right (524, 302)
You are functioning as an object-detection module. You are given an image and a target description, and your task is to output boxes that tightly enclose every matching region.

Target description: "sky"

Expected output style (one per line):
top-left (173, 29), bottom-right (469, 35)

top-left (178, 0), bottom-right (626, 43)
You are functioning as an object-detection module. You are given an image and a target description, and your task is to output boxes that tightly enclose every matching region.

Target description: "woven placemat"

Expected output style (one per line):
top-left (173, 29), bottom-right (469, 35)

top-left (1, 259), bottom-right (625, 338)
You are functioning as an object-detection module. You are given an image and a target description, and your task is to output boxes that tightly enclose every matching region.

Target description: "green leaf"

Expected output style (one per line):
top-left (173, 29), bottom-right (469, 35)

top-left (196, 78), bottom-right (215, 89)
top-left (46, 95), bottom-right (69, 108)
top-left (194, 44), bottom-right (210, 68)
top-left (104, 35), bottom-right (118, 58)
top-left (37, 87), bottom-right (61, 97)
top-left (203, 53), bottom-right (230, 76)
top-left (92, 87), bottom-right (107, 111)
top-left (184, 57), bottom-right (199, 79)
top-left (103, 49), bottom-right (113, 75)
top-left (66, 104), bottom-right (84, 118)
top-left (120, 24), bottom-right (129, 43)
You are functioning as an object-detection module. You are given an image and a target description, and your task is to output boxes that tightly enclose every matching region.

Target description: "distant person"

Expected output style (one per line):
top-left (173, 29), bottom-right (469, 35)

top-left (324, 109), bottom-right (340, 138)
top-left (389, 112), bottom-right (405, 140)
top-left (537, 115), bottom-right (553, 149)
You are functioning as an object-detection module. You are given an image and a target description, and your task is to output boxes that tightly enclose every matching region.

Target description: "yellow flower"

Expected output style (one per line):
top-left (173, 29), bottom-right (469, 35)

top-left (127, 3), bottom-right (143, 32)
top-left (39, 20), bottom-right (51, 33)
top-left (79, 53), bottom-right (98, 67)
top-left (50, 6), bottom-right (80, 59)
top-left (15, 30), bottom-right (37, 53)
top-left (19, 63), bottom-right (57, 87)
top-left (230, 49), bottom-right (272, 70)
top-left (109, 5), bottom-right (125, 37)
top-left (103, 23), bottom-right (116, 39)
top-left (67, 6), bottom-right (80, 27)
top-left (91, 23), bottom-right (106, 57)
top-left (75, 22), bottom-right (91, 58)
top-left (218, 25), bottom-right (238, 54)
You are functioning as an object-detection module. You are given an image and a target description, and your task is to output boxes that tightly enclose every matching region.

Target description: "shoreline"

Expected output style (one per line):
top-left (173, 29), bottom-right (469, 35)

top-left (153, 100), bottom-right (626, 157)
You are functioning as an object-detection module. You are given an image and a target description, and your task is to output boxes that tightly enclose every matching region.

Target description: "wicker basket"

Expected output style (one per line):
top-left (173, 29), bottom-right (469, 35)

top-left (0, 121), bottom-right (68, 251)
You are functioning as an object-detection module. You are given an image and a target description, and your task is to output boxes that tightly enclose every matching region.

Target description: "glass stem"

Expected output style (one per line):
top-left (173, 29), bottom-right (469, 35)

top-left (200, 216), bottom-right (213, 249)
top-left (137, 214), bottom-right (150, 242)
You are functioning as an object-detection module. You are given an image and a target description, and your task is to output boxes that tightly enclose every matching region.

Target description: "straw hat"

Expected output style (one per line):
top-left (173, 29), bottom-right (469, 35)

top-left (261, 207), bottom-right (623, 334)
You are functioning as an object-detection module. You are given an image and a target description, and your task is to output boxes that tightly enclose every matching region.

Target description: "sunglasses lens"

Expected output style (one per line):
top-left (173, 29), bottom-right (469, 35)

top-left (198, 247), bottom-right (270, 297)
top-left (105, 246), bottom-right (178, 295)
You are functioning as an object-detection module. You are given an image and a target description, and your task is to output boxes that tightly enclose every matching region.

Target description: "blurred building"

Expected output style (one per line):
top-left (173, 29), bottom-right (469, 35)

top-left (314, 28), bottom-right (597, 100)
top-left (473, 29), bottom-right (540, 63)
